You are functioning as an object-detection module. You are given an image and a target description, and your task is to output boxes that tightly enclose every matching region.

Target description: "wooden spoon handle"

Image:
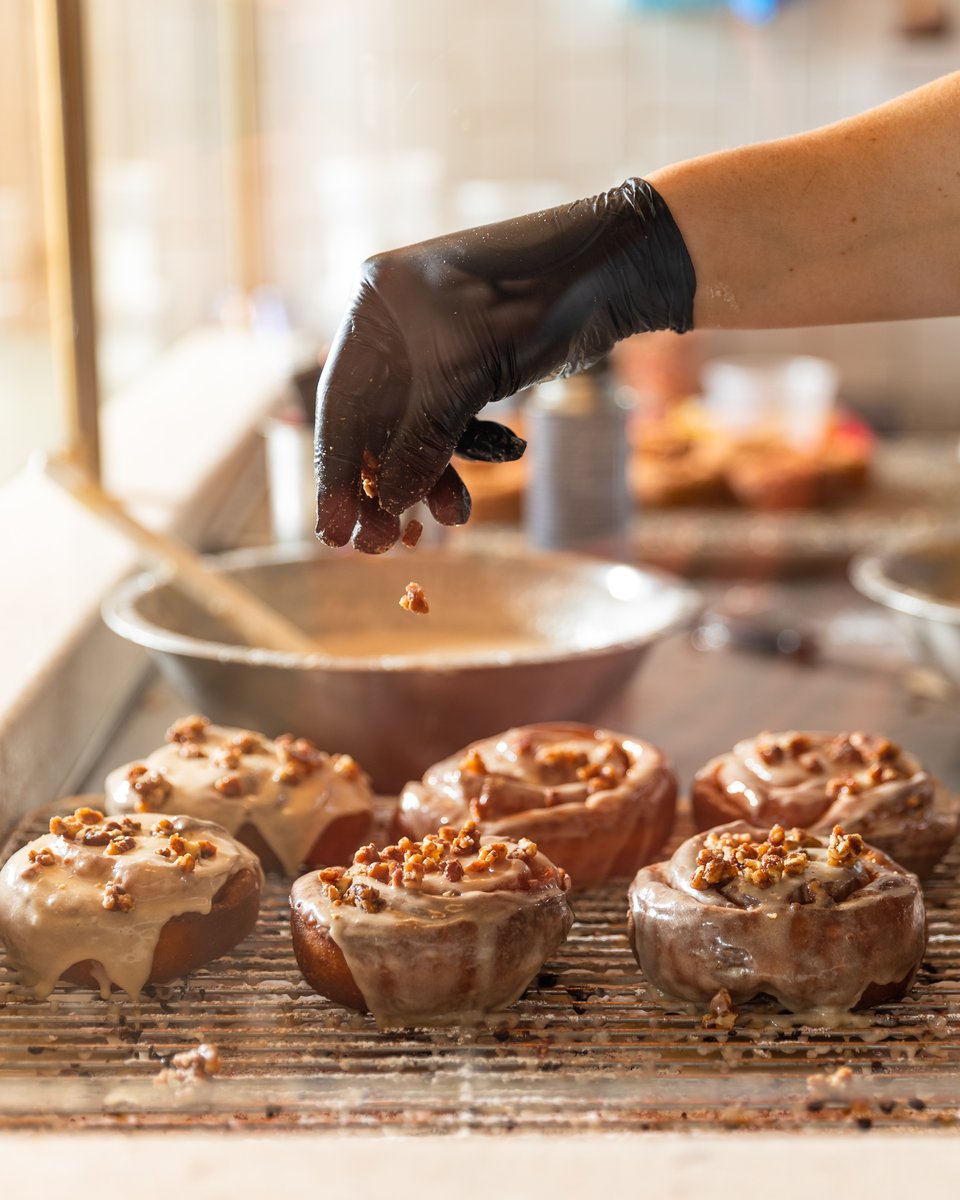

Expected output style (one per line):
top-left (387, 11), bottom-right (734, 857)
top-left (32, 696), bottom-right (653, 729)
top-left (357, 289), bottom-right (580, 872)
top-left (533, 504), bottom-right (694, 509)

top-left (47, 453), bottom-right (320, 655)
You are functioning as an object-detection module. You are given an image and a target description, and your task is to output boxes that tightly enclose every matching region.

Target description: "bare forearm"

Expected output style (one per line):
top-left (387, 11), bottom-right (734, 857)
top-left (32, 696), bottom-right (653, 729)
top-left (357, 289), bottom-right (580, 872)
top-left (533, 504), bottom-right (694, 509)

top-left (648, 72), bottom-right (960, 329)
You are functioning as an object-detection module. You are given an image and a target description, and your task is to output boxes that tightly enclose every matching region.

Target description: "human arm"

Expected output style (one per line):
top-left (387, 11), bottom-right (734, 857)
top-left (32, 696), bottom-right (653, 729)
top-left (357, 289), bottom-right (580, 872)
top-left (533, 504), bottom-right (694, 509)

top-left (315, 72), bottom-right (960, 551)
top-left (651, 71), bottom-right (960, 329)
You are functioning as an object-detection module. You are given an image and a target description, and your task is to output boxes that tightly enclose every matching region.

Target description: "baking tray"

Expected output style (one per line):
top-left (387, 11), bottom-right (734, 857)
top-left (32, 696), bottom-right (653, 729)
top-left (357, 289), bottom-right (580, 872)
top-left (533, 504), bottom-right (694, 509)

top-left (1, 800), bottom-right (959, 1134)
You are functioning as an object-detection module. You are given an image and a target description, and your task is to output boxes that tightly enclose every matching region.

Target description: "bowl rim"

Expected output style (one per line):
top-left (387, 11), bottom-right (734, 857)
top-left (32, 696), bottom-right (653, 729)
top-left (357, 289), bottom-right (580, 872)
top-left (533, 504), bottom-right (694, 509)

top-left (101, 542), bottom-right (703, 673)
top-left (850, 537), bottom-right (960, 627)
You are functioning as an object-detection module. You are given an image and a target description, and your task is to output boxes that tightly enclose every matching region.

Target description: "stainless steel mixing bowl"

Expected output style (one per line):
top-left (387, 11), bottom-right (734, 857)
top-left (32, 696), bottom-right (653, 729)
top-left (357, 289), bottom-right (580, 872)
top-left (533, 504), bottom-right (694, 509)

top-left (851, 536), bottom-right (960, 694)
top-left (102, 544), bottom-right (700, 790)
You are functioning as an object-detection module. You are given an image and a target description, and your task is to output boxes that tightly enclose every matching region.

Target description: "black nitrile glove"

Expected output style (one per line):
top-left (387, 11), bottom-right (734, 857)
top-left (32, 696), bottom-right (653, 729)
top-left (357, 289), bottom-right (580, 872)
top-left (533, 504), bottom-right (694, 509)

top-left (315, 177), bottom-right (696, 552)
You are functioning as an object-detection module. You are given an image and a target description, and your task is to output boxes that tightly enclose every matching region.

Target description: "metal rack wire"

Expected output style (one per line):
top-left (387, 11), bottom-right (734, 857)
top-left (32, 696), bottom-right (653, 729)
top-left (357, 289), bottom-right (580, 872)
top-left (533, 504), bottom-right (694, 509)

top-left (1, 805), bottom-right (959, 1133)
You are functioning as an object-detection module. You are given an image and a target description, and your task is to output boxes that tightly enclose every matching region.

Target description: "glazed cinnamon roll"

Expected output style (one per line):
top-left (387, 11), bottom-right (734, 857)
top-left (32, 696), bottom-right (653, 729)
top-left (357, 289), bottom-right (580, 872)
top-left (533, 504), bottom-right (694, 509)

top-left (627, 821), bottom-right (927, 1013)
top-left (0, 806), bottom-right (262, 1000)
top-left (692, 731), bottom-right (959, 877)
top-left (290, 821), bottom-right (573, 1028)
top-left (396, 723), bottom-right (677, 888)
top-left (105, 715), bottom-right (374, 875)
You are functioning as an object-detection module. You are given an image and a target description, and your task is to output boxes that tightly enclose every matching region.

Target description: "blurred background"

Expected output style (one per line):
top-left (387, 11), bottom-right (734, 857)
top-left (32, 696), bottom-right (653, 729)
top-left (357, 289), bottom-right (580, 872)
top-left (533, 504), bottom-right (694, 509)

top-left (2, 0), bottom-right (959, 520)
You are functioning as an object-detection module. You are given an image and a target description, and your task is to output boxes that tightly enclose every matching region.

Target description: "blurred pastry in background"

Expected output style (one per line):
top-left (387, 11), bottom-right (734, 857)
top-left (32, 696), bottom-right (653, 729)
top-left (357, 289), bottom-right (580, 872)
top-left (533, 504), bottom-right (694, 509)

top-left (629, 399), bottom-right (731, 507)
top-left (627, 355), bottom-right (873, 511)
top-left (721, 416), bottom-right (873, 511)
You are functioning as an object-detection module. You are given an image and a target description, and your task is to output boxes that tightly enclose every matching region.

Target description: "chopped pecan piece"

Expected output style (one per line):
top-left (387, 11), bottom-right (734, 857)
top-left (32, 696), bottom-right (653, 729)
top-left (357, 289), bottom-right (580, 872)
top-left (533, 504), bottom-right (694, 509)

top-left (126, 764), bottom-right (172, 809)
top-left (105, 834), bottom-right (137, 856)
top-left (459, 749), bottom-right (488, 776)
top-left (826, 776), bottom-right (860, 799)
top-left (826, 825), bottom-right (864, 868)
top-left (436, 856), bottom-right (463, 884)
top-left (509, 838), bottom-right (539, 862)
top-left (344, 881), bottom-right (386, 913)
top-left (272, 762), bottom-right (303, 786)
top-left (450, 820), bottom-right (481, 856)
top-left (166, 714), bottom-right (210, 744)
top-left (360, 448), bottom-right (380, 499)
top-left (399, 581), bottom-right (430, 615)
top-left (276, 734), bottom-right (325, 773)
top-left (317, 866), bottom-right (346, 884)
top-left (757, 740), bottom-right (784, 765)
top-left (210, 747), bottom-right (242, 771)
top-left (332, 754), bottom-right (362, 781)
top-left (213, 773), bottom-right (245, 798)
top-left (701, 987), bottom-right (738, 1031)
top-left (401, 519), bottom-right (423, 548)
top-left (227, 731), bottom-right (263, 755)
top-left (102, 881), bottom-right (135, 912)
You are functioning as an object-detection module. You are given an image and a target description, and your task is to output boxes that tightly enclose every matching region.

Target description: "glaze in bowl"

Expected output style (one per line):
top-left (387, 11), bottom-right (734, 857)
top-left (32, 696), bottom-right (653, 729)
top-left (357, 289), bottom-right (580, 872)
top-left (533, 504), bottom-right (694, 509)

top-left (103, 544), bottom-right (700, 791)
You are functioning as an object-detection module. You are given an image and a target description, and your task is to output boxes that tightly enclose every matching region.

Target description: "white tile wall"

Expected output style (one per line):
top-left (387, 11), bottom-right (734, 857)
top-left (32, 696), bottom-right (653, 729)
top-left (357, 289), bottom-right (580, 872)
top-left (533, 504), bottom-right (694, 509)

top-left (257, 0), bottom-right (960, 427)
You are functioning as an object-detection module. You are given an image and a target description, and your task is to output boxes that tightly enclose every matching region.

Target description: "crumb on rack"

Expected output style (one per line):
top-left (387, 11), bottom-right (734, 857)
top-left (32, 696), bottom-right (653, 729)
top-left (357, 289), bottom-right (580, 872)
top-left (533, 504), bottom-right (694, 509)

top-left (401, 519), bottom-right (423, 548)
top-left (399, 581), bottom-right (429, 615)
top-left (156, 1043), bottom-right (221, 1085)
top-left (701, 986), bottom-right (738, 1030)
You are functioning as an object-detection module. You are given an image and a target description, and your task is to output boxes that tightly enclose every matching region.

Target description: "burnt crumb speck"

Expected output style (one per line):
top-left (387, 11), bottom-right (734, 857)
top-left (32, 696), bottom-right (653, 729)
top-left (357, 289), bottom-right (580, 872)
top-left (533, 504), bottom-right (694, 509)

top-left (878, 1101), bottom-right (896, 1114)
top-left (908, 1097), bottom-right (927, 1111)
top-left (806, 1100), bottom-right (825, 1113)
top-left (26, 1046), bottom-right (44, 1056)
top-left (492, 1028), bottom-right (510, 1043)
top-left (856, 1115), bottom-right (873, 1131)
top-left (537, 972), bottom-right (558, 989)
top-left (566, 987), bottom-right (589, 1003)
top-left (265, 1105), bottom-right (281, 1119)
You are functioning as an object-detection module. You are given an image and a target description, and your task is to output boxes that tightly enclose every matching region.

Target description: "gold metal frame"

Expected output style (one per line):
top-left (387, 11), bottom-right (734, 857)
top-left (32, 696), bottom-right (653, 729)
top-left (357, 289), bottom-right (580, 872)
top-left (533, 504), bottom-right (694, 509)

top-left (33, 0), bottom-right (266, 483)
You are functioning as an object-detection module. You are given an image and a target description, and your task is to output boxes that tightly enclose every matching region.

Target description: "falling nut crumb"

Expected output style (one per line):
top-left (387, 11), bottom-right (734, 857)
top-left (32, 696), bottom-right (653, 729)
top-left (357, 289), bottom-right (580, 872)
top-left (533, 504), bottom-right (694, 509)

top-left (401, 519), bottom-right (423, 548)
top-left (399, 581), bottom-right (429, 615)
top-left (156, 1043), bottom-right (221, 1085)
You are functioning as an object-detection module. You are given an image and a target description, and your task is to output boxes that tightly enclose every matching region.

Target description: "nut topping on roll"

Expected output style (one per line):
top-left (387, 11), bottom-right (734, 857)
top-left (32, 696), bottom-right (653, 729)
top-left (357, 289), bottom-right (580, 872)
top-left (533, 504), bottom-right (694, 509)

top-left (105, 718), bottom-right (374, 874)
top-left (692, 730), bottom-right (959, 877)
top-left (627, 821), bottom-right (927, 1014)
top-left (0, 808), bottom-right (262, 1000)
top-left (397, 723), bottom-right (677, 887)
top-left (290, 822), bottom-right (573, 1028)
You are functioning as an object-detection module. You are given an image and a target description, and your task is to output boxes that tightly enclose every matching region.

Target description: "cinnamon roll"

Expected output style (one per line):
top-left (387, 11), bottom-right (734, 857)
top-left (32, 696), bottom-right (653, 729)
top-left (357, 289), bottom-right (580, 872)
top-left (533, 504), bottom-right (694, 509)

top-left (692, 730), bottom-right (959, 877)
top-left (105, 715), bottom-right (374, 875)
top-left (0, 806), bottom-right (262, 1000)
top-left (396, 723), bottom-right (676, 888)
top-left (627, 821), bottom-right (927, 1013)
top-left (290, 821), bottom-right (573, 1028)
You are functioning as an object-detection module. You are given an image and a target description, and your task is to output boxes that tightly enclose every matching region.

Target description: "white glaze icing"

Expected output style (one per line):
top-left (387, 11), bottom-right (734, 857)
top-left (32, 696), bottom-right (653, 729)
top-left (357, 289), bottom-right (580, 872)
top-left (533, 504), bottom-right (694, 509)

top-left (291, 834), bottom-right (573, 1028)
top-left (0, 812), bottom-right (262, 1000)
top-left (105, 721), bottom-right (373, 875)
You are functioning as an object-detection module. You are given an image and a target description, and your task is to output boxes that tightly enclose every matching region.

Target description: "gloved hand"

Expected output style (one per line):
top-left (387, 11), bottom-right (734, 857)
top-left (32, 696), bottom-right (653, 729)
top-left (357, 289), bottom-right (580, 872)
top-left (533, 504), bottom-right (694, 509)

top-left (314, 177), bottom-right (696, 552)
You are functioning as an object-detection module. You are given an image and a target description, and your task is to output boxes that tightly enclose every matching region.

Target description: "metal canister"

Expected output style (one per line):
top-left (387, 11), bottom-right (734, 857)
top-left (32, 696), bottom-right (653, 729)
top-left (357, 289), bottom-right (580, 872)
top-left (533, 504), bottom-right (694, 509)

top-left (524, 361), bottom-right (631, 554)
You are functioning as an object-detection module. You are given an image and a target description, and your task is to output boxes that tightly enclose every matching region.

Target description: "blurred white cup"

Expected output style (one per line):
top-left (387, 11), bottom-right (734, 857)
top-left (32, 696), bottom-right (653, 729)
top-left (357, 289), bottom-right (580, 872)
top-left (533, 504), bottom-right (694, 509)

top-left (701, 355), bottom-right (839, 451)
